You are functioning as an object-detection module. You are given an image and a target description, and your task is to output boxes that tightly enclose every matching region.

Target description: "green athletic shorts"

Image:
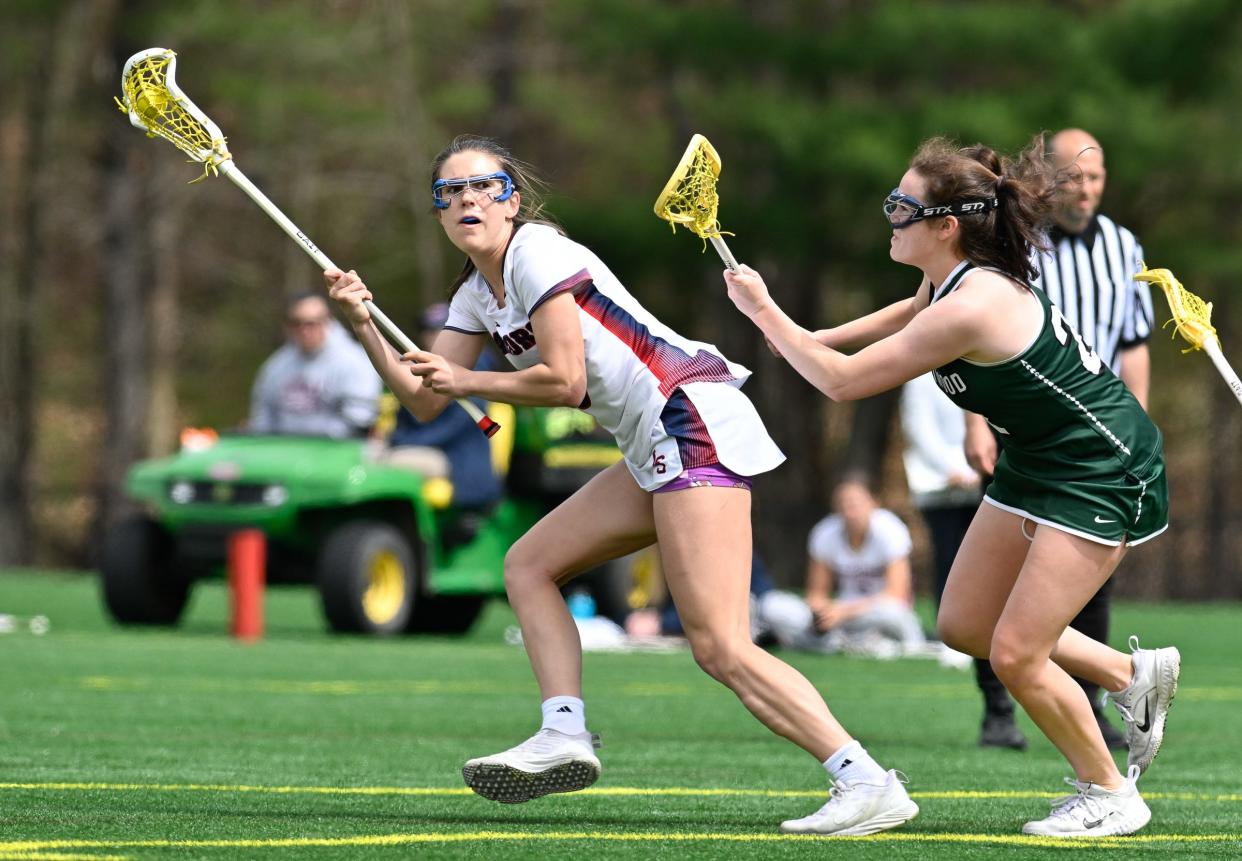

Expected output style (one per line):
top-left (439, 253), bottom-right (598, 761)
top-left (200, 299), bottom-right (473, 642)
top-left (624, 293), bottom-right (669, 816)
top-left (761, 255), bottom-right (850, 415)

top-left (984, 445), bottom-right (1168, 547)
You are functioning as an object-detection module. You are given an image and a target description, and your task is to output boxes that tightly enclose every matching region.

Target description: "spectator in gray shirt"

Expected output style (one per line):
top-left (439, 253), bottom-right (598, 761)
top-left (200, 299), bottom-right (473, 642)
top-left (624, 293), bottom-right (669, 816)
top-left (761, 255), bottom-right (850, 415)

top-left (248, 293), bottom-right (382, 438)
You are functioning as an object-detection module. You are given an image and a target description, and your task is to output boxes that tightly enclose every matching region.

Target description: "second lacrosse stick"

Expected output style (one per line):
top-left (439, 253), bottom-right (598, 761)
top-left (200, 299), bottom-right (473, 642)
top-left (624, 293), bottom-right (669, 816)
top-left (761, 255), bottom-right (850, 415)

top-left (654, 134), bottom-right (740, 271)
top-left (1136, 265), bottom-right (1242, 407)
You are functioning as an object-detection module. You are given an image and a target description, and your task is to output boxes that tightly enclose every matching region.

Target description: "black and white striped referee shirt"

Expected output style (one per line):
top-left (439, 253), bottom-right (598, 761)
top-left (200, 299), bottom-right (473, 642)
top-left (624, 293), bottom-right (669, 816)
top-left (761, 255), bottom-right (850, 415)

top-left (1031, 213), bottom-right (1155, 374)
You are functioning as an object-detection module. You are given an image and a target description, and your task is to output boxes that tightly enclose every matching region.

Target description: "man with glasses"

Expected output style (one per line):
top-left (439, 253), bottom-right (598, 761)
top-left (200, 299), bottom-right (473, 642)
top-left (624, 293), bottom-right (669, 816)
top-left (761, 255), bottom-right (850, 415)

top-left (248, 292), bottom-right (382, 438)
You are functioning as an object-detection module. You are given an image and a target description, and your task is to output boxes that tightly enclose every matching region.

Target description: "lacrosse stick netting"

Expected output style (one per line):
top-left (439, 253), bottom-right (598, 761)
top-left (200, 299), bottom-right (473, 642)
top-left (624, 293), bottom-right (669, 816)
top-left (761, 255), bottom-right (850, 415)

top-left (1135, 265), bottom-right (1242, 407)
top-left (653, 134), bottom-right (739, 271)
top-left (116, 48), bottom-right (498, 437)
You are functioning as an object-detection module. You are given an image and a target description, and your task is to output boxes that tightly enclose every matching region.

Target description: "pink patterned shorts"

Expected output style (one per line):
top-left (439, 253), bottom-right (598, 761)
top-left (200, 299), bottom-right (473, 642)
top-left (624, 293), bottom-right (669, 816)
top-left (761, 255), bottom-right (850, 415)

top-left (652, 463), bottom-right (752, 494)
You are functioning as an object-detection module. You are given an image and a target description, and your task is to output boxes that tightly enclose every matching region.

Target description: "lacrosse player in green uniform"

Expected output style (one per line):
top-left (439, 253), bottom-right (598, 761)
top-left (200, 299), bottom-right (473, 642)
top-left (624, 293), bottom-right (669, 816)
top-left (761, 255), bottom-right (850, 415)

top-left (721, 135), bottom-right (1179, 838)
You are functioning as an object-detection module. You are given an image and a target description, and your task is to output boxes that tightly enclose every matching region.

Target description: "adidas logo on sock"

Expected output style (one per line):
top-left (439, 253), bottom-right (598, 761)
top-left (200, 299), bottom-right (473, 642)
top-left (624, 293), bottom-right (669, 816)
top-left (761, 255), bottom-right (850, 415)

top-left (840, 759), bottom-right (853, 767)
top-left (556, 705), bottom-right (574, 713)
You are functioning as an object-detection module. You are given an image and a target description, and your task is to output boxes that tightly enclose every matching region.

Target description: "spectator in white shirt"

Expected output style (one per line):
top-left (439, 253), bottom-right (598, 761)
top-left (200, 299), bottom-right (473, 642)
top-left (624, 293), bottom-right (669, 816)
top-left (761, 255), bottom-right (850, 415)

top-left (759, 477), bottom-right (925, 656)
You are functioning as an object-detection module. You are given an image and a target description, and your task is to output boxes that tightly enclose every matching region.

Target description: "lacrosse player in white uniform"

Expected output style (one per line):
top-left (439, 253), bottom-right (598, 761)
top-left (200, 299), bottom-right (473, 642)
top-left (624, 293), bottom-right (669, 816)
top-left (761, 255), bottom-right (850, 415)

top-left (326, 135), bottom-right (919, 836)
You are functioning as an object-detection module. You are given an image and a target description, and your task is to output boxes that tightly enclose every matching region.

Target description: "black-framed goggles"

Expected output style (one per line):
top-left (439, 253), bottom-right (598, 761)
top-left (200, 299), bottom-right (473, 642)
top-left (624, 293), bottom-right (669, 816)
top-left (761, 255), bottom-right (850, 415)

top-left (432, 171), bottom-right (515, 210)
top-left (883, 188), bottom-right (998, 229)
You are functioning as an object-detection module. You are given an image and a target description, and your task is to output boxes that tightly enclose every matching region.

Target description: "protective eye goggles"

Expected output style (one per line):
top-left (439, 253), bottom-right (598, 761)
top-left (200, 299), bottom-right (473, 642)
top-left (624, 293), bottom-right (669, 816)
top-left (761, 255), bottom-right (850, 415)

top-left (883, 188), bottom-right (997, 229)
top-left (432, 171), bottom-right (515, 210)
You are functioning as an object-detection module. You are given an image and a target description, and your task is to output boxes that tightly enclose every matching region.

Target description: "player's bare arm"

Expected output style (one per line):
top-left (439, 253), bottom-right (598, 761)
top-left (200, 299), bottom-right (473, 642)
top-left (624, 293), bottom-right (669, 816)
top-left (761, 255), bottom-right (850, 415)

top-left (811, 278), bottom-right (930, 350)
top-left (395, 329), bottom-right (487, 421)
top-left (412, 291), bottom-right (587, 408)
top-left (729, 271), bottom-right (983, 401)
top-left (1118, 343), bottom-right (1151, 410)
top-left (326, 268), bottom-right (486, 421)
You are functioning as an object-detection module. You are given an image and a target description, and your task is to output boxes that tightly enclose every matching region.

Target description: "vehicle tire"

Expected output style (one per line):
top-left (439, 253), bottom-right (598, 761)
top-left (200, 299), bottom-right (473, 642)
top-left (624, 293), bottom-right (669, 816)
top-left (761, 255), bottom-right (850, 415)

top-left (407, 594), bottom-right (487, 635)
top-left (317, 521), bottom-right (416, 636)
top-left (100, 515), bottom-right (190, 626)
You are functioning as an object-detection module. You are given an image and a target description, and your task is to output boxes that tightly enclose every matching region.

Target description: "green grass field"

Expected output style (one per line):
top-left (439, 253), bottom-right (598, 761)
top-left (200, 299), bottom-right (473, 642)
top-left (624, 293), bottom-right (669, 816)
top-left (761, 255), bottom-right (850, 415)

top-left (1, 570), bottom-right (1239, 859)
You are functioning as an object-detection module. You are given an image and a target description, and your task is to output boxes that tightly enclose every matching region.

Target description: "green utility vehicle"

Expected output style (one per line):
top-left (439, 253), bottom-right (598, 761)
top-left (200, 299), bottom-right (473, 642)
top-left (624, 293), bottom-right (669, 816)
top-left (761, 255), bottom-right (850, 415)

top-left (100, 405), bottom-right (626, 636)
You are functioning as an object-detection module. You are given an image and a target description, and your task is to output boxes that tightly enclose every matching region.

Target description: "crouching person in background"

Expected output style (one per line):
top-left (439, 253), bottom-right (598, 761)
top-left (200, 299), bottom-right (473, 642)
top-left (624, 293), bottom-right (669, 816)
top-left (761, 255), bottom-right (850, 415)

top-left (759, 477), bottom-right (926, 658)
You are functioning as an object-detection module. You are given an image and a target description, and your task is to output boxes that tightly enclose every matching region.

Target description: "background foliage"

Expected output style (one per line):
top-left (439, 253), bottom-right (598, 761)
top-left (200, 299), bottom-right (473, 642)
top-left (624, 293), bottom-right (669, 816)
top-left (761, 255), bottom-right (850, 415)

top-left (3, 0), bottom-right (1242, 596)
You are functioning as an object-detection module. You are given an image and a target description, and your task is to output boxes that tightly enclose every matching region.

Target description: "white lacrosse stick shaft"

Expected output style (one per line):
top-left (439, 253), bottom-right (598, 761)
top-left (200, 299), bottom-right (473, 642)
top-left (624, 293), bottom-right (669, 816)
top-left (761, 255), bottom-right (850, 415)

top-left (218, 162), bottom-right (496, 432)
top-left (708, 236), bottom-right (740, 272)
top-left (1202, 337), bottom-right (1242, 407)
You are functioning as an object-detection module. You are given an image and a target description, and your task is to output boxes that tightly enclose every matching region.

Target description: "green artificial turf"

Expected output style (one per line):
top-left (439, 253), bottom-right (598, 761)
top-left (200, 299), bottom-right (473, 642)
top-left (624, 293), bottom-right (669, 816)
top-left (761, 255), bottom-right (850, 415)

top-left (1, 570), bottom-right (1239, 859)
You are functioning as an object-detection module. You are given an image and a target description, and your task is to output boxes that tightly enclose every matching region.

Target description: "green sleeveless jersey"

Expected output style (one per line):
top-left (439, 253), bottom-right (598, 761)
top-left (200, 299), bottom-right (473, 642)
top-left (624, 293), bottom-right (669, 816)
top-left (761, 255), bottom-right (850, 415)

top-left (928, 261), bottom-right (1167, 545)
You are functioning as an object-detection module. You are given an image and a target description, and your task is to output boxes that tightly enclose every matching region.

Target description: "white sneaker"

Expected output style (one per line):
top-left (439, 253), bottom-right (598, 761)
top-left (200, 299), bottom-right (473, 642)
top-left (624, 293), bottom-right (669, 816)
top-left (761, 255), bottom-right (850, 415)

top-left (462, 728), bottom-right (601, 804)
top-left (1022, 766), bottom-right (1151, 837)
top-left (842, 631), bottom-right (902, 661)
top-left (1106, 635), bottom-right (1180, 774)
top-left (780, 770), bottom-right (919, 836)
top-left (936, 643), bottom-right (975, 671)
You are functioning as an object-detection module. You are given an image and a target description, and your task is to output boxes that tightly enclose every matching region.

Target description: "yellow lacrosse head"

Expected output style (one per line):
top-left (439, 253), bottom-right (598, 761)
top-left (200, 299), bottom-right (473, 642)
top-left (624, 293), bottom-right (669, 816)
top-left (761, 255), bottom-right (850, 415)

top-left (1135, 265), bottom-right (1217, 352)
top-left (654, 134), bottom-right (734, 241)
top-left (116, 48), bottom-right (231, 179)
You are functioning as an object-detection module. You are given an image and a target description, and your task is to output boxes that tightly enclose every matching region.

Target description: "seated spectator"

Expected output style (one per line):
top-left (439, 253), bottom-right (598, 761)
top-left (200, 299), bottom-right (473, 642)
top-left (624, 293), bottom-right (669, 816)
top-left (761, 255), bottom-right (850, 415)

top-left (248, 292), bottom-right (382, 438)
top-left (385, 303), bottom-right (502, 510)
top-left (757, 477), bottom-right (927, 657)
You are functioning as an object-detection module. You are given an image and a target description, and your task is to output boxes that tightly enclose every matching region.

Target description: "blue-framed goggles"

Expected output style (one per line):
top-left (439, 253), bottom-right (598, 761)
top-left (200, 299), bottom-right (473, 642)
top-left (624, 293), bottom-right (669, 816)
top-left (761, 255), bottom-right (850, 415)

top-left (432, 171), bottom-right (515, 210)
top-left (883, 188), bottom-right (997, 229)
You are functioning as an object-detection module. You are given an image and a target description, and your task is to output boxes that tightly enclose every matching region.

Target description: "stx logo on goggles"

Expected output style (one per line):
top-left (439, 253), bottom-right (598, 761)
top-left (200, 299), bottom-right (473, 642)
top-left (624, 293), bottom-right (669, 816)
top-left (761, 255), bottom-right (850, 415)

top-left (925, 201), bottom-right (988, 216)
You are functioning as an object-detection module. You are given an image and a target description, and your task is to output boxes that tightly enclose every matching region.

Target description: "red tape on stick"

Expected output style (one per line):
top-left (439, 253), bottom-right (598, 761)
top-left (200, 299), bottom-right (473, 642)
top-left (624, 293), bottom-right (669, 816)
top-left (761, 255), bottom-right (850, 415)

top-left (228, 529), bottom-right (266, 641)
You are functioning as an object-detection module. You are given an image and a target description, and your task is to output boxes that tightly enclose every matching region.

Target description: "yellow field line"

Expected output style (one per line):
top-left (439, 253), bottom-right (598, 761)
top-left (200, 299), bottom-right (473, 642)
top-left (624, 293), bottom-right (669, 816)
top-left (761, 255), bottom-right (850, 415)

top-left (0, 854), bottom-right (130, 861)
top-left (0, 855), bottom-right (131, 861)
top-left (2, 824), bottom-right (1242, 854)
top-left (2, 781), bottom-right (1240, 802)
top-left (72, 675), bottom-right (1242, 700)
top-left (2, 830), bottom-right (1241, 853)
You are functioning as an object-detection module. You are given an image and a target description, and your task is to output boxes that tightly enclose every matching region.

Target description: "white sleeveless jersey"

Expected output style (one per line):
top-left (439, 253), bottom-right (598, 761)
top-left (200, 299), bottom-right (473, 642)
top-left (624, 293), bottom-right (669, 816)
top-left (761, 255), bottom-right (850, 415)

top-left (445, 224), bottom-right (784, 489)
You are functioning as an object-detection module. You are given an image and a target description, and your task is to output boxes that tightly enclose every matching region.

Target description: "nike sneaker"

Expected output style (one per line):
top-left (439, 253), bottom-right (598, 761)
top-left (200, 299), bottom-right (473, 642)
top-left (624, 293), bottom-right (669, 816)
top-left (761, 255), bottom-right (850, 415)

top-left (1107, 636), bottom-right (1180, 774)
top-left (780, 770), bottom-right (919, 836)
top-left (1022, 766), bottom-right (1151, 837)
top-left (462, 728), bottom-right (601, 804)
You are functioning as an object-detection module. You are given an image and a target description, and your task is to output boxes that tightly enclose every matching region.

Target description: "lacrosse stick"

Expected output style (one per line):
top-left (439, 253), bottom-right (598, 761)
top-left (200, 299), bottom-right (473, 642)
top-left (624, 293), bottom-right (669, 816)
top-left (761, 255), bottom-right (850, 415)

top-left (1135, 265), bottom-right (1242, 407)
top-left (653, 134), bottom-right (740, 271)
top-left (115, 48), bottom-right (499, 437)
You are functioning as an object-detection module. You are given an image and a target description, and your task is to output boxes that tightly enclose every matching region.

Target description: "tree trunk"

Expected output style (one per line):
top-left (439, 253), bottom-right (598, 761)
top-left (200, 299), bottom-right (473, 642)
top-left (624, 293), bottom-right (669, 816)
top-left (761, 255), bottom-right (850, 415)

top-left (0, 21), bottom-right (50, 565)
top-left (146, 159), bottom-right (186, 458)
top-left (841, 389), bottom-right (901, 484)
top-left (0, 0), bottom-right (119, 565)
top-left (94, 9), bottom-right (151, 557)
top-left (485, 0), bottom-right (525, 145)
top-left (1205, 286), bottom-right (1240, 599)
top-left (389, 0), bottom-right (446, 309)
top-left (96, 131), bottom-right (151, 552)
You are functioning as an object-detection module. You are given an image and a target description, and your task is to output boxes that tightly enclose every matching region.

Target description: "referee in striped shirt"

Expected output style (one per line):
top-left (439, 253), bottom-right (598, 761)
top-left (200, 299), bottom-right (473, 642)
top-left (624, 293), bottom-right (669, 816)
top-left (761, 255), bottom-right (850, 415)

top-left (1035, 129), bottom-right (1156, 402)
top-left (965, 128), bottom-right (1155, 751)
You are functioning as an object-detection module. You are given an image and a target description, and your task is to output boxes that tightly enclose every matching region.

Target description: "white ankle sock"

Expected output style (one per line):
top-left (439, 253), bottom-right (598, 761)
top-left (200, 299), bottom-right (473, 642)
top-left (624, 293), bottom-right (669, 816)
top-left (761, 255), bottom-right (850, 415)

top-left (823, 740), bottom-right (887, 785)
top-left (540, 696), bottom-right (586, 735)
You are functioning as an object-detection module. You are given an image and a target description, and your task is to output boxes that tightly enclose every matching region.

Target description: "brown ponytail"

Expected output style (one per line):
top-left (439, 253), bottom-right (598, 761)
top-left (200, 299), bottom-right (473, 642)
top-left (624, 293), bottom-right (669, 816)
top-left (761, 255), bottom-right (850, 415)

top-left (911, 134), bottom-right (1057, 284)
